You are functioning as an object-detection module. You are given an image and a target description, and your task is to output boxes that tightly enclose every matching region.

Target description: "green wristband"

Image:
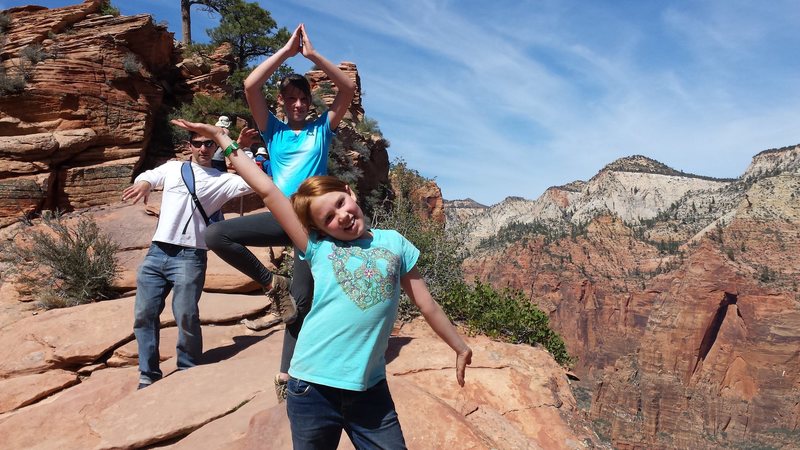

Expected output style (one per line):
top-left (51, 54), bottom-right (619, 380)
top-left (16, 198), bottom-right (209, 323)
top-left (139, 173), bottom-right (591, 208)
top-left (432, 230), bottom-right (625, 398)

top-left (223, 141), bottom-right (239, 157)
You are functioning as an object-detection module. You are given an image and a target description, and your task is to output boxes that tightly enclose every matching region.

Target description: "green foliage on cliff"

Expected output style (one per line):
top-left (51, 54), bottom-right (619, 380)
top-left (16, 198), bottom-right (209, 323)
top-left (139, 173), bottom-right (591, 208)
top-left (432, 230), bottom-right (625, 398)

top-left (441, 279), bottom-right (573, 366)
top-left (478, 220), bottom-right (566, 250)
top-left (0, 65), bottom-right (26, 96)
top-left (0, 13), bottom-right (10, 34)
top-left (372, 160), bottom-right (466, 306)
top-left (99, 1), bottom-right (120, 17)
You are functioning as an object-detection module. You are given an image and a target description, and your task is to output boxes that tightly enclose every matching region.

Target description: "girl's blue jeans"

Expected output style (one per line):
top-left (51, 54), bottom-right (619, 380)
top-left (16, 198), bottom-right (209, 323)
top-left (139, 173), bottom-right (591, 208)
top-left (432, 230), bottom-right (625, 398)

top-left (286, 378), bottom-right (407, 450)
top-left (133, 242), bottom-right (207, 384)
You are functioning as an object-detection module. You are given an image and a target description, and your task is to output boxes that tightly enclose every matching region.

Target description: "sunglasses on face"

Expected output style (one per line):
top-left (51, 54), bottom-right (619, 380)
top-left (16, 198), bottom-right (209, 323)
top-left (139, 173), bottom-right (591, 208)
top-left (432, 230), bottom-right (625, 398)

top-left (189, 140), bottom-right (216, 148)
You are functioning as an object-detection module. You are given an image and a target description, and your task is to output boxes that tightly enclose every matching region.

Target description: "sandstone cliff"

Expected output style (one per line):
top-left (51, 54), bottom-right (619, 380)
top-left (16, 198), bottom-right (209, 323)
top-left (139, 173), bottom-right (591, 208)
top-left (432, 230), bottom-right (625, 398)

top-left (0, 1), bottom-right (393, 229)
top-left (460, 145), bottom-right (800, 448)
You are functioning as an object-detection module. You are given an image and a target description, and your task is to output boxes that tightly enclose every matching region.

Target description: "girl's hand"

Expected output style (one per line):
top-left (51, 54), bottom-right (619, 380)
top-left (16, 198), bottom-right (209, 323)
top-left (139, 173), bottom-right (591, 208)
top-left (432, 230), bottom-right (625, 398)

top-left (456, 346), bottom-right (473, 387)
top-left (171, 119), bottom-right (226, 141)
top-left (299, 23), bottom-right (316, 58)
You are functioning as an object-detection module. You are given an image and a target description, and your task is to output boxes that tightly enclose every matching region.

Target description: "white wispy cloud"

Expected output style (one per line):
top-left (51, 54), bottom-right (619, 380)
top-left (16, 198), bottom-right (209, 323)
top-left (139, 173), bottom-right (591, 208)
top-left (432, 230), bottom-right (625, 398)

top-left (26, 0), bottom-right (800, 204)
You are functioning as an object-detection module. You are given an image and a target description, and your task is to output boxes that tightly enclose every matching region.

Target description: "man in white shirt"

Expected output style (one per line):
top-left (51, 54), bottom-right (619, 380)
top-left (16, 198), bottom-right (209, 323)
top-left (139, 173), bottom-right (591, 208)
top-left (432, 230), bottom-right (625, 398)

top-left (122, 131), bottom-right (252, 389)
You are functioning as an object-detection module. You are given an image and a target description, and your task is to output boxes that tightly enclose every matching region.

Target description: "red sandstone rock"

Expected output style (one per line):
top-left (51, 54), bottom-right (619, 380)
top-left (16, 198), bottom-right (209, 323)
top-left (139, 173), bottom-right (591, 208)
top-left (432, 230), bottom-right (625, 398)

top-left (0, 369), bottom-right (78, 414)
top-left (0, 302), bottom-right (597, 449)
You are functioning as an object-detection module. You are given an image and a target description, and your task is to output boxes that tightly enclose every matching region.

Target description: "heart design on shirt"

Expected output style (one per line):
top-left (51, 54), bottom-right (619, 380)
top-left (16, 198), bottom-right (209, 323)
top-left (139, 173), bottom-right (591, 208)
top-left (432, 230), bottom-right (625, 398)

top-left (329, 244), bottom-right (399, 311)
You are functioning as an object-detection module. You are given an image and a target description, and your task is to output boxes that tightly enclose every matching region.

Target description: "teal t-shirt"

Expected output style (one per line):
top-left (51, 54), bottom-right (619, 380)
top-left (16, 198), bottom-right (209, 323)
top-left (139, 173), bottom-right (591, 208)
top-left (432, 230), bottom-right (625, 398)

top-left (290, 229), bottom-right (420, 391)
top-left (262, 111), bottom-right (333, 196)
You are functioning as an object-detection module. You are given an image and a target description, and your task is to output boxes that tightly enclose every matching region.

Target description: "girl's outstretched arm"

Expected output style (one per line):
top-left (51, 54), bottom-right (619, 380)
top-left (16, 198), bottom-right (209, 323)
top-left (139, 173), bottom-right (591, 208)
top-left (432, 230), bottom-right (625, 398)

top-left (298, 24), bottom-right (356, 130)
top-left (400, 267), bottom-right (473, 386)
top-left (170, 119), bottom-right (309, 251)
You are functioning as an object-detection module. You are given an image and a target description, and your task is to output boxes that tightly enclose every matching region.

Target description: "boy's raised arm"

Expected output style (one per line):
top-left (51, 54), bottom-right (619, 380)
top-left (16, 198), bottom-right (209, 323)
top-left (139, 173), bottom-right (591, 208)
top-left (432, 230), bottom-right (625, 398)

top-left (299, 24), bottom-right (356, 130)
top-left (244, 24), bottom-right (303, 132)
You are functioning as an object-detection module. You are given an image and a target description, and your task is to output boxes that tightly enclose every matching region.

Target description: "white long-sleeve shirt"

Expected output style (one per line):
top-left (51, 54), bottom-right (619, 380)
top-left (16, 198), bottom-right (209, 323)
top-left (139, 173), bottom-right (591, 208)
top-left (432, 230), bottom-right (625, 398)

top-left (135, 160), bottom-right (253, 249)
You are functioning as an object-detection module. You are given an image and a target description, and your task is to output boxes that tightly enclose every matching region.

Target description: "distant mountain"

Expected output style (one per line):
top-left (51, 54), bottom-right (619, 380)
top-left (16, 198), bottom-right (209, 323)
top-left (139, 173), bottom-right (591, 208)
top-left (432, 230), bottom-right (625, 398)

top-left (457, 143), bottom-right (800, 449)
top-left (448, 153), bottom-right (747, 249)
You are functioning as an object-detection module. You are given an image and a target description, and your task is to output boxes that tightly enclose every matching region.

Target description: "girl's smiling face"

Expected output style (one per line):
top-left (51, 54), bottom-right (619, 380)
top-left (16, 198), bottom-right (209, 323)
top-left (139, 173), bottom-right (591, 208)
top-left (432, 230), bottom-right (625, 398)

top-left (308, 186), bottom-right (368, 240)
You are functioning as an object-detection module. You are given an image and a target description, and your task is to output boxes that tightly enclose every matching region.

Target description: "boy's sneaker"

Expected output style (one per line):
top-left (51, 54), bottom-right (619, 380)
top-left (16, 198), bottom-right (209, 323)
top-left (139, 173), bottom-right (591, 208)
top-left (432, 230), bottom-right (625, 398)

top-left (274, 374), bottom-right (288, 403)
top-left (266, 274), bottom-right (297, 324)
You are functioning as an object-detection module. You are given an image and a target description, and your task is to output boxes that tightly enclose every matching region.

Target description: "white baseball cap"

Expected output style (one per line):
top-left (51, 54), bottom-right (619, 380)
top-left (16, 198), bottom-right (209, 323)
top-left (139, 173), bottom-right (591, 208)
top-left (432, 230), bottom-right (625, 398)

top-left (215, 115), bottom-right (232, 128)
top-left (255, 147), bottom-right (268, 156)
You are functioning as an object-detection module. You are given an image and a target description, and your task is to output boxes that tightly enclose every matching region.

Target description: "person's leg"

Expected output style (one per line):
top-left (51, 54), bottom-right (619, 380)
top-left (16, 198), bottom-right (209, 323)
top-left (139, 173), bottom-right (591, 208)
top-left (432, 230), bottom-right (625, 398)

top-left (343, 379), bottom-right (407, 450)
top-left (286, 378), bottom-right (343, 450)
top-left (205, 212), bottom-right (290, 288)
top-left (133, 243), bottom-right (171, 386)
top-left (274, 253), bottom-right (313, 401)
top-left (279, 253), bottom-right (313, 374)
top-left (167, 247), bottom-right (207, 370)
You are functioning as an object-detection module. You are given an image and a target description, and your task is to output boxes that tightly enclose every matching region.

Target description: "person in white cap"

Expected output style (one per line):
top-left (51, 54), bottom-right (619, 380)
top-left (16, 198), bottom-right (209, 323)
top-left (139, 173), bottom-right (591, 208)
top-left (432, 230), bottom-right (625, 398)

top-left (254, 146), bottom-right (271, 175)
top-left (211, 116), bottom-right (232, 171)
top-left (204, 23), bottom-right (356, 402)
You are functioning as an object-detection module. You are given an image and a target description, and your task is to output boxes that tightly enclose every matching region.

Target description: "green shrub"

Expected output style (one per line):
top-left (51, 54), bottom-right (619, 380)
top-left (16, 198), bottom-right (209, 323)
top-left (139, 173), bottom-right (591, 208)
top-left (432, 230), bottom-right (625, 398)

top-left (1, 214), bottom-right (120, 309)
top-left (327, 136), bottom-right (364, 189)
top-left (0, 13), bottom-right (11, 34)
top-left (20, 43), bottom-right (51, 64)
top-left (356, 115), bottom-right (382, 137)
top-left (99, 1), bottom-right (120, 16)
top-left (440, 279), bottom-right (573, 366)
top-left (122, 52), bottom-right (142, 74)
top-left (478, 220), bottom-right (565, 250)
top-left (0, 65), bottom-right (26, 95)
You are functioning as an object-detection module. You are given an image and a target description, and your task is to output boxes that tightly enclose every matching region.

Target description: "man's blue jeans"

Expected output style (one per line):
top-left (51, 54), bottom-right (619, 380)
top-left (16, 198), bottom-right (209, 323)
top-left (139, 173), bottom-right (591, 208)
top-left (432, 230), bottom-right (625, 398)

top-left (134, 242), bottom-right (207, 384)
top-left (286, 378), bottom-right (407, 450)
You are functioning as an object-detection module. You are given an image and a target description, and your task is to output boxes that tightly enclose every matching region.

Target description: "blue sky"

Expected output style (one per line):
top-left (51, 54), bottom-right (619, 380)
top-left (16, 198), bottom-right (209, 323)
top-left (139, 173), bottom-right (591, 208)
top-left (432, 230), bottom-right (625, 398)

top-left (13, 1), bottom-right (800, 205)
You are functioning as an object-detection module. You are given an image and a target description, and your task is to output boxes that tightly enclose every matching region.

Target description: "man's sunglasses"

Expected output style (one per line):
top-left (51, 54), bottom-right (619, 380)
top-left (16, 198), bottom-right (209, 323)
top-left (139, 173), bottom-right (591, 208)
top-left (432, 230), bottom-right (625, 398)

top-left (189, 140), bottom-right (216, 148)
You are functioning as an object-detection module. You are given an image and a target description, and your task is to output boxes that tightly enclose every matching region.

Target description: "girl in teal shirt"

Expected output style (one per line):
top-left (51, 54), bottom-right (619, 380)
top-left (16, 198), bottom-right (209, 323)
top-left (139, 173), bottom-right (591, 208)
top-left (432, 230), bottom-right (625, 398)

top-left (172, 118), bottom-right (472, 450)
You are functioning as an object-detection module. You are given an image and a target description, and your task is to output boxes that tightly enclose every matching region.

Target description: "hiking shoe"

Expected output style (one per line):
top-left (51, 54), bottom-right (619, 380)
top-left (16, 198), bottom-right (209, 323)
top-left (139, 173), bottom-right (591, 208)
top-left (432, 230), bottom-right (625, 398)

top-left (266, 274), bottom-right (297, 324)
top-left (274, 374), bottom-right (288, 403)
top-left (242, 313), bottom-right (283, 331)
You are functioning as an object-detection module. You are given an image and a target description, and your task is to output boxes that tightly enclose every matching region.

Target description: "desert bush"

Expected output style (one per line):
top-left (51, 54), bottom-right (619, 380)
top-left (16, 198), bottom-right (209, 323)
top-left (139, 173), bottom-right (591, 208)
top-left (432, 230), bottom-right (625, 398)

top-left (0, 65), bottom-right (26, 95)
top-left (355, 115), bottom-right (382, 137)
top-left (99, 0), bottom-right (120, 16)
top-left (122, 52), bottom-right (142, 74)
top-left (440, 279), bottom-right (573, 367)
top-left (20, 43), bottom-right (51, 64)
top-left (327, 134), bottom-right (367, 190)
top-left (1, 214), bottom-right (120, 309)
top-left (0, 13), bottom-right (11, 34)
